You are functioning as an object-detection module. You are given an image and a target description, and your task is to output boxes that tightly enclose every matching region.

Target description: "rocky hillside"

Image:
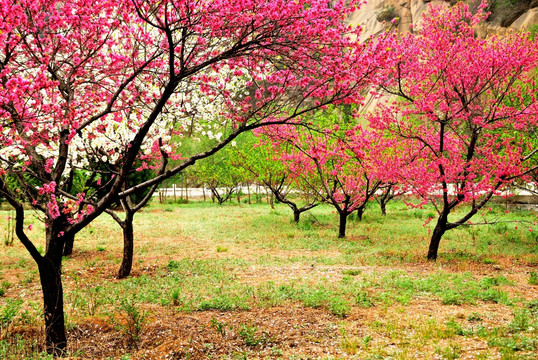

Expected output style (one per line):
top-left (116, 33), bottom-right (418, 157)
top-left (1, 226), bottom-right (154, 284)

top-left (348, 0), bottom-right (538, 39)
top-left (349, 0), bottom-right (538, 114)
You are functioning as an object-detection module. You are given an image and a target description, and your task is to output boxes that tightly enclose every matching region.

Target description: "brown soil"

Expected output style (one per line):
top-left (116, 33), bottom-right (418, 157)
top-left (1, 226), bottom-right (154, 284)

top-left (23, 301), bottom-right (501, 359)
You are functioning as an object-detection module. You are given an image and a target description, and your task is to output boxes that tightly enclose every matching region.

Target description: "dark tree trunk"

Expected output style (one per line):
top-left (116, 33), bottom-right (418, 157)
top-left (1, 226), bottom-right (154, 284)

top-left (45, 225), bottom-right (52, 252)
top-left (62, 232), bottom-right (75, 256)
top-left (356, 207), bottom-right (364, 221)
top-left (118, 213), bottom-right (134, 279)
top-left (427, 214), bottom-right (448, 261)
top-left (247, 184), bottom-right (251, 204)
top-left (40, 227), bottom-right (67, 355)
top-left (338, 211), bottom-right (348, 238)
top-left (293, 210), bottom-right (300, 223)
top-left (376, 184), bottom-right (394, 216)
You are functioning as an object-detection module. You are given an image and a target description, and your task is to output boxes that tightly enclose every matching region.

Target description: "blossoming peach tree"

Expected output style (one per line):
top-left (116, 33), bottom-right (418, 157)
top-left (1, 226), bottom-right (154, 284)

top-left (371, 2), bottom-right (538, 260)
top-left (264, 109), bottom-right (400, 238)
top-left (0, 0), bottom-right (394, 353)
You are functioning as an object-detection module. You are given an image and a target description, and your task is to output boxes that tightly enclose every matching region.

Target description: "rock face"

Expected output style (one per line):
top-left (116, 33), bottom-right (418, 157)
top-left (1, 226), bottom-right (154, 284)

top-left (347, 0), bottom-right (443, 40)
top-left (348, 0), bottom-right (538, 39)
top-left (349, 0), bottom-right (538, 115)
top-left (510, 8), bottom-right (538, 29)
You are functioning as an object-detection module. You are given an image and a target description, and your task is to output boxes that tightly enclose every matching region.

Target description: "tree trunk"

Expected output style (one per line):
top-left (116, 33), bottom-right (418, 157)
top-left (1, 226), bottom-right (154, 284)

top-left (203, 187), bottom-right (206, 202)
top-left (338, 211), bottom-right (348, 238)
top-left (356, 207), bottom-right (364, 221)
top-left (427, 214), bottom-right (448, 261)
top-left (45, 225), bottom-right (52, 252)
top-left (269, 192), bottom-right (275, 209)
top-left (380, 201), bottom-right (386, 216)
top-left (293, 210), bottom-right (300, 223)
top-left (62, 232), bottom-right (75, 256)
top-left (118, 213), bottom-right (134, 279)
top-left (247, 184), bottom-right (251, 204)
top-left (40, 228), bottom-right (67, 355)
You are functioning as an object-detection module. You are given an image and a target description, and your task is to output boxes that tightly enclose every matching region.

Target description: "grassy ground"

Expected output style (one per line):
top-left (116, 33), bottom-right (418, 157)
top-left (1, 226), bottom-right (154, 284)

top-left (0, 199), bottom-right (536, 359)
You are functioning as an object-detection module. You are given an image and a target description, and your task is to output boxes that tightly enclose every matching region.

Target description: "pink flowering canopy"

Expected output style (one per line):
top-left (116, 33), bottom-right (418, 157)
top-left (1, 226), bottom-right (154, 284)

top-left (0, 0), bottom-right (393, 229)
top-left (0, 0), bottom-right (401, 353)
top-left (369, 1), bottom-right (538, 260)
top-left (371, 1), bottom-right (538, 211)
top-left (262, 105), bottom-right (404, 236)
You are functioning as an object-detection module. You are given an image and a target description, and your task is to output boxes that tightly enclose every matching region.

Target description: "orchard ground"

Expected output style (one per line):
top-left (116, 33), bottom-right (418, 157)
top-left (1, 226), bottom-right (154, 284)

top-left (0, 199), bottom-right (537, 359)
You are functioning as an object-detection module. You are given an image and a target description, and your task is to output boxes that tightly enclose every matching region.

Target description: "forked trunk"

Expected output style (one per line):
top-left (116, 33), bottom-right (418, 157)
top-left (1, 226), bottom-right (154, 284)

top-left (338, 211), bottom-right (348, 238)
top-left (40, 226), bottom-right (67, 355)
top-left (118, 213), bottom-right (134, 279)
top-left (427, 214), bottom-right (448, 261)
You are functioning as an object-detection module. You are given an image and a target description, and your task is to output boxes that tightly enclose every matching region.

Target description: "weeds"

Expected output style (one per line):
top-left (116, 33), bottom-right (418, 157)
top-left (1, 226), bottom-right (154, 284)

top-left (474, 305), bottom-right (538, 358)
top-left (339, 328), bottom-right (361, 355)
top-left (467, 312), bottom-right (483, 322)
top-left (3, 211), bottom-right (14, 246)
top-left (436, 344), bottom-right (461, 360)
top-left (529, 271), bottom-right (538, 285)
top-left (70, 275), bottom-right (103, 316)
top-left (356, 291), bottom-right (374, 308)
top-left (0, 334), bottom-right (50, 360)
top-left (170, 288), bottom-right (181, 306)
top-left (0, 299), bottom-right (22, 339)
top-left (0, 281), bottom-right (11, 297)
top-left (109, 295), bottom-right (147, 349)
top-left (210, 316), bottom-right (230, 337)
top-left (238, 323), bottom-right (269, 347)
top-left (328, 296), bottom-right (350, 317)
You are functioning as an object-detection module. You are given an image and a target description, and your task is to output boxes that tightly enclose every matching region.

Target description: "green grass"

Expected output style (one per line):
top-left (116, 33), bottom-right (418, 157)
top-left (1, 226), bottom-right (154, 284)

top-left (0, 335), bottom-right (52, 360)
top-left (0, 199), bottom-right (536, 358)
top-left (57, 259), bottom-right (520, 322)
